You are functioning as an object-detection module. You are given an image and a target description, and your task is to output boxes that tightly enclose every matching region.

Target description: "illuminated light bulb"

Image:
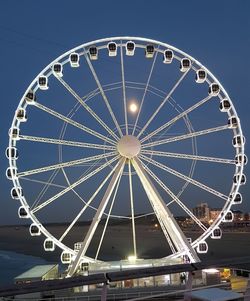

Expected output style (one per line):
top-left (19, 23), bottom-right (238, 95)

top-left (129, 103), bottom-right (138, 113)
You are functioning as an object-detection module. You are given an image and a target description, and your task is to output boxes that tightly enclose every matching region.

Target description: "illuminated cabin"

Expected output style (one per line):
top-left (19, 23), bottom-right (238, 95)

top-left (29, 223), bottom-right (41, 236)
top-left (69, 53), bottom-right (80, 67)
top-left (11, 187), bottom-right (23, 199)
top-left (235, 154), bottom-right (248, 166)
top-left (145, 44), bottom-right (154, 58)
top-left (211, 228), bottom-right (222, 239)
top-left (163, 49), bottom-right (173, 63)
top-left (38, 76), bottom-right (49, 90)
top-left (208, 83), bottom-right (220, 96)
top-left (25, 90), bottom-right (36, 104)
top-left (232, 135), bottom-right (245, 148)
top-left (107, 42), bottom-right (117, 57)
top-left (52, 63), bottom-right (63, 77)
top-left (9, 127), bottom-right (20, 140)
top-left (89, 46), bottom-right (98, 60)
top-left (5, 147), bottom-right (18, 160)
top-left (126, 41), bottom-right (135, 56)
top-left (197, 241), bottom-right (208, 254)
top-left (16, 108), bottom-right (27, 122)
top-left (195, 69), bottom-right (207, 83)
top-left (44, 238), bottom-right (55, 251)
top-left (219, 98), bottom-right (231, 112)
top-left (230, 192), bottom-right (242, 205)
top-left (180, 58), bottom-right (191, 72)
top-left (18, 206), bottom-right (28, 218)
top-left (6, 167), bottom-right (17, 180)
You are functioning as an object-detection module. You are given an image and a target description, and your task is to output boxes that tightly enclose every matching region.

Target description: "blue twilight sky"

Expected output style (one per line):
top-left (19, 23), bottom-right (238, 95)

top-left (0, 0), bottom-right (250, 225)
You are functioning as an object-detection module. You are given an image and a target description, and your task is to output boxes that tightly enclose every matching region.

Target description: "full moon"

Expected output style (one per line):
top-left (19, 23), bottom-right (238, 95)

top-left (129, 103), bottom-right (138, 113)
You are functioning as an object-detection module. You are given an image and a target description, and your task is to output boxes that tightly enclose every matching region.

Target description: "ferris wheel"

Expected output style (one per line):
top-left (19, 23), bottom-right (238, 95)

top-left (7, 37), bottom-right (247, 277)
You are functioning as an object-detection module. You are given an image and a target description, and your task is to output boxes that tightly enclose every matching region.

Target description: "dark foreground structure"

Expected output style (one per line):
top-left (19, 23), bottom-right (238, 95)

top-left (1, 256), bottom-right (250, 299)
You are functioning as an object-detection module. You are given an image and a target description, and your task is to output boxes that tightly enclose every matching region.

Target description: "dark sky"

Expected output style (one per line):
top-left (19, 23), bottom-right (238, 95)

top-left (1, 0), bottom-right (250, 225)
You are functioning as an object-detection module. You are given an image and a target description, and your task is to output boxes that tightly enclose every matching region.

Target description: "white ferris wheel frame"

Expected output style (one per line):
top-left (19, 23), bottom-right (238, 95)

top-left (7, 36), bottom-right (246, 275)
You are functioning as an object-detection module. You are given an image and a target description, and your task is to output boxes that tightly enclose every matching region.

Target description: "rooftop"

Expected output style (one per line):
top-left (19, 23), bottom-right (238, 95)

top-left (15, 264), bottom-right (57, 280)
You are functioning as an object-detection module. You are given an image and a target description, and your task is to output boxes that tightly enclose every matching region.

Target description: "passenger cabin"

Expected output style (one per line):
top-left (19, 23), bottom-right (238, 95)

top-left (145, 45), bottom-right (154, 58)
top-left (219, 98), bottom-right (231, 112)
top-left (29, 223), bottom-right (41, 236)
top-left (163, 49), bottom-right (173, 64)
top-left (233, 173), bottom-right (246, 185)
top-left (126, 41), bottom-right (135, 56)
top-left (208, 83), bottom-right (220, 96)
top-left (80, 262), bottom-right (89, 272)
top-left (6, 167), bottom-right (17, 180)
top-left (44, 238), bottom-right (55, 251)
top-left (16, 109), bottom-right (27, 122)
top-left (74, 242), bottom-right (83, 251)
top-left (52, 63), bottom-right (63, 77)
top-left (6, 147), bottom-right (18, 160)
top-left (233, 135), bottom-right (245, 148)
top-left (38, 76), bottom-right (48, 90)
top-left (89, 46), bottom-right (98, 60)
top-left (197, 242), bottom-right (208, 254)
top-left (211, 228), bottom-right (222, 239)
top-left (11, 187), bottom-right (23, 199)
top-left (9, 127), bottom-right (20, 140)
top-left (230, 192), bottom-right (242, 205)
top-left (235, 154), bottom-right (248, 166)
top-left (61, 251), bottom-right (73, 264)
top-left (223, 211), bottom-right (234, 222)
top-left (195, 69), bottom-right (207, 83)
top-left (107, 42), bottom-right (117, 57)
top-left (180, 58), bottom-right (191, 72)
top-left (18, 206), bottom-right (28, 218)
top-left (25, 90), bottom-right (36, 104)
top-left (228, 116), bottom-right (238, 129)
top-left (69, 53), bottom-right (80, 67)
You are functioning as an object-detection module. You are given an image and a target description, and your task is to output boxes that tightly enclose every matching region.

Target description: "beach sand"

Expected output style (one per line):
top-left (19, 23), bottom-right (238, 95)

top-left (1, 223), bottom-right (250, 265)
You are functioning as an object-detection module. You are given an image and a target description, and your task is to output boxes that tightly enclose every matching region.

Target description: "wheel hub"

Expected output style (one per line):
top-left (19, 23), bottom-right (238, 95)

top-left (117, 135), bottom-right (141, 159)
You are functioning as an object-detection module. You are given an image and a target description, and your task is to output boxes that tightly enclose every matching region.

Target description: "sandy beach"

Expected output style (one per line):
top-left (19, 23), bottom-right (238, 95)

top-left (1, 223), bottom-right (250, 265)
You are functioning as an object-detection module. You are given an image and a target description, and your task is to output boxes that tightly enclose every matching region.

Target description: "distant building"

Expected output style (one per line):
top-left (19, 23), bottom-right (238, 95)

top-left (209, 208), bottom-right (221, 222)
top-left (192, 203), bottom-right (210, 223)
top-left (15, 264), bottom-right (58, 284)
top-left (232, 210), bottom-right (243, 221)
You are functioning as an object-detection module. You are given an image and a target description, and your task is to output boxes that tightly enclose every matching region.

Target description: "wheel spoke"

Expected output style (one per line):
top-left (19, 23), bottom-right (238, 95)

top-left (21, 176), bottom-right (66, 189)
top-left (83, 49), bottom-right (123, 137)
top-left (140, 154), bottom-right (228, 200)
top-left (31, 155), bottom-right (119, 214)
top-left (56, 76), bottom-right (119, 141)
top-left (33, 102), bottom-right (116, 145)
top-left (140, 95), bottom-right (212, 143)
top-left (137, 70), bottom-right (190, 139)
top-left (59, 160), bottom-right (121, 242)
top-left (132, 157), bottom-right (200, 262)
top-left (141, 150), bottom-right (235, 165)
top-left (120, 42), bottom-right (128, 135)
top-left (128, 160), bottom-right (137, 258)
top-left (142, 125), bottom-right (229, 149)
top-left (19, 135), bottom-right (116, 150)
top-left (132, 51), bottom-right (158, 135)
top-left (95, 169), bottom-right (123, 260)
top-left (68, 158), bottom-right (126, 276)
top-left (18, 152), bottom-right (116, 178)
top-left (139, 159), bottom-right (207, 231)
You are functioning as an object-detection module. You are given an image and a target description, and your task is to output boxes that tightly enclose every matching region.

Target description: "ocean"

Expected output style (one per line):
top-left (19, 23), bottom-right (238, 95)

top-left (0, 250), bottom-right (48, 285)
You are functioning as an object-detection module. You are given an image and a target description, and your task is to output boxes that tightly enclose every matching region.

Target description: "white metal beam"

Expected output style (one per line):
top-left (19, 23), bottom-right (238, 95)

top-left (68, 158), bottom-right (126, 276)
top-left (132, 158), bottom-right (200, 263)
